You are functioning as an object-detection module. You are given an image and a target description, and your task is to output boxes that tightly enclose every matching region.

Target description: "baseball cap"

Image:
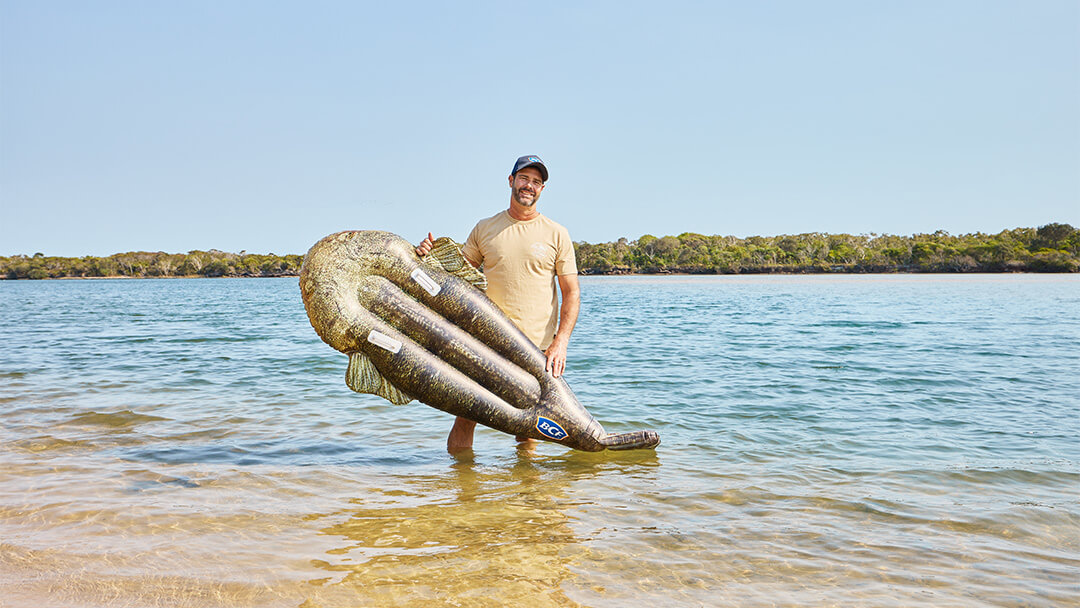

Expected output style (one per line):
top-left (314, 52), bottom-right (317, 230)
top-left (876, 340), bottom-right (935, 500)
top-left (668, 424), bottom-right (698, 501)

top-left (511, 155), bottom-right (548, 182)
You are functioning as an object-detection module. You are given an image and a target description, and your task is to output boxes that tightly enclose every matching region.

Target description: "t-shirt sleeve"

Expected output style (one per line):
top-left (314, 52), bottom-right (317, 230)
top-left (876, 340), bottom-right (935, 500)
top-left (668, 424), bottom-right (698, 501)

top-left (555, 227), bottom-right (578, 276)
top-left (461, 223), bottom-right (483, 268)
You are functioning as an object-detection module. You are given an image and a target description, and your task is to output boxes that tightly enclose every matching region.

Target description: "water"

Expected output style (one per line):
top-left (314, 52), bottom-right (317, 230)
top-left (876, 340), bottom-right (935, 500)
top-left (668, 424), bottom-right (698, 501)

top-left (1, 275), bottom-right (1078, 607)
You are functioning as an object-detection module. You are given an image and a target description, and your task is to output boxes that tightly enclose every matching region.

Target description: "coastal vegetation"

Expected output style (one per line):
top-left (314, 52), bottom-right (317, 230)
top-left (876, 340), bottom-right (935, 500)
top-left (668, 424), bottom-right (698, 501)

top-left (2, 224), bottom-right (1077, 279)
top-left (0, 250), bottom-right (303, 280)
top-left (574, 223), bottom-right (1080, 274)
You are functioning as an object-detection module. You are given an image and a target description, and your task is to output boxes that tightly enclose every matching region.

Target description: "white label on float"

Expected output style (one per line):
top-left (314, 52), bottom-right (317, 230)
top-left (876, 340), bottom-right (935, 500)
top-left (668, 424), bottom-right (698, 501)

top-left (367, 330), bottom-right (402, 354)
top-left (410, 268), bottom-right (441, 296)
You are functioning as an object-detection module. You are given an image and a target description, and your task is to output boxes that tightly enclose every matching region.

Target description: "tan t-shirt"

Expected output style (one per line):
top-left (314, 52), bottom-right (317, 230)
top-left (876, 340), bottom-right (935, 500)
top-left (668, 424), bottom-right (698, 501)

top-left (461, 211), bottom-right (577, 349)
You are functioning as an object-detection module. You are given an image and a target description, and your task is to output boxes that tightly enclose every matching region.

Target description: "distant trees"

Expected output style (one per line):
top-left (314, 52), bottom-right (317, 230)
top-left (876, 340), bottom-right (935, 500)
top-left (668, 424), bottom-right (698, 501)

top-left (2, 224), bottom-right (1077, 279)
top-left (0, 250), bottom-right (303, 279)
top-left (573, 223), bottom-right (1079, 275)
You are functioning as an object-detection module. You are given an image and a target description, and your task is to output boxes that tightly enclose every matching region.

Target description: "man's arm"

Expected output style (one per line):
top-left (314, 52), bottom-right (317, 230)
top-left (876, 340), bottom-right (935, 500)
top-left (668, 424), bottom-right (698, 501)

top-left (544, 273), bottom-right (580, 378)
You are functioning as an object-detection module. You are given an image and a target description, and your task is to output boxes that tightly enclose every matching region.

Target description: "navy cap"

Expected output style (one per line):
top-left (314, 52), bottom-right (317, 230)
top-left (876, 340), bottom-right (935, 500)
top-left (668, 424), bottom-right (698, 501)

top-left (511, 155), bottom-right (548, 182)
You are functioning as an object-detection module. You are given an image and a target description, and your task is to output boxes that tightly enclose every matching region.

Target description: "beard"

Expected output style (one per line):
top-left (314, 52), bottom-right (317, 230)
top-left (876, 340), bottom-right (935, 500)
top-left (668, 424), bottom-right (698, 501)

top-left (512, 185), bottom-right (540, 207)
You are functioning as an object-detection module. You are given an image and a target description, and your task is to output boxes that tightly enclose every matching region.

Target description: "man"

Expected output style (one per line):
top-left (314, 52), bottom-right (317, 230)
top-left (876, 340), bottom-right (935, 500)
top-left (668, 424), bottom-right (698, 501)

top-left (415, 155), bottom-right (581, 452)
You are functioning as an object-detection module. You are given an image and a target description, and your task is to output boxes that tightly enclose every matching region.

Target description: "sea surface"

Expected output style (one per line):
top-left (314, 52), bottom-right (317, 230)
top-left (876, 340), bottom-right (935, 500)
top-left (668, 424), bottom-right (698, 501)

top-left (1, 274), bottom-right (1078, 607)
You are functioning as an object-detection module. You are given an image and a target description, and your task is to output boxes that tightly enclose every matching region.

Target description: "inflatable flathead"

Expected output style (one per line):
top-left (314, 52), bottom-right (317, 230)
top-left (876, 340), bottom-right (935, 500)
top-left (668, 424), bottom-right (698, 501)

top-left (299, 230), bottom-right (660, 451)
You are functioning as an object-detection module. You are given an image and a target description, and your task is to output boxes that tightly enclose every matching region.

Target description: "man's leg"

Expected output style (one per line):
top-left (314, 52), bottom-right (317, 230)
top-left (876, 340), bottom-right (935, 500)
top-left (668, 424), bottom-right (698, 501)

top-left (448, 417), bottom-right (537, 451)
top-left (447, 417), bottom-right (477, 452)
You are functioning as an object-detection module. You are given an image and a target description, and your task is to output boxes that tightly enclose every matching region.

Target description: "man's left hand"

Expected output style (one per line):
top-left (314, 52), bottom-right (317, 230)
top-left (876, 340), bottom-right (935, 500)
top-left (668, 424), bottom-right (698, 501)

top-left (545, 336), bottom-right (569, 377)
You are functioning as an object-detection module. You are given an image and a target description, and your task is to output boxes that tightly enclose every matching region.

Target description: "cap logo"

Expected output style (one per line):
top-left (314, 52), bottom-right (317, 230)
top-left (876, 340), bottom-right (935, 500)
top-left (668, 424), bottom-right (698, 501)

top-left (527, 156), bottom-right (541, 163)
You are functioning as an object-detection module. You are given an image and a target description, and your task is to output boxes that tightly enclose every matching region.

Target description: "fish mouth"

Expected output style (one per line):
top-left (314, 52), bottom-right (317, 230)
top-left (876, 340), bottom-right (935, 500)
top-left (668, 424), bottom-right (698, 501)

top-left (600, 430), bottom-right (661, 450)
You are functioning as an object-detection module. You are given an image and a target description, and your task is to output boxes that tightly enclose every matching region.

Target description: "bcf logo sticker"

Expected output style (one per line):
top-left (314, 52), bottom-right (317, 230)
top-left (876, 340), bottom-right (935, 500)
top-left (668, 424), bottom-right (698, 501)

top-left (536, 416), bottom-right (567, 440)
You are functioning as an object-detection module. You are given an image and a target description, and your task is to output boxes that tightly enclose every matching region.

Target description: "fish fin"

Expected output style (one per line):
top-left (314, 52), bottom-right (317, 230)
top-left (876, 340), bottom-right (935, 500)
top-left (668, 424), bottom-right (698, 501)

top-left (422, 237), bottom-right (488, 291)
top-left (346, 351), bottom-right (414, 405)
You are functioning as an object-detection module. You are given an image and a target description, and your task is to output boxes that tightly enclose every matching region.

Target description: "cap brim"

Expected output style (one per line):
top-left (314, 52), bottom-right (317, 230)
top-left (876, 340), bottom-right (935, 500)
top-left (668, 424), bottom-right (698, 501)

top-left (517, 162), bottom-right (548, 182)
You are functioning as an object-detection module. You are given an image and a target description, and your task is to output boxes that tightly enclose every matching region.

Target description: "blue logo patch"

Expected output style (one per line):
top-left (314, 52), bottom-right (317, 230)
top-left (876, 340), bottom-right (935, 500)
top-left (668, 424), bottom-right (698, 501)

top-left (536, 416), bottom-right (567, 440)
top-left (527, 156), bottom-right (541, 163)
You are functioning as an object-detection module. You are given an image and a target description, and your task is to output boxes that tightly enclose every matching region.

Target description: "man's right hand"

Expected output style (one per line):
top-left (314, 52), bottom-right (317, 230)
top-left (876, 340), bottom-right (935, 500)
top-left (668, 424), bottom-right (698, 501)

top-left (415, 232), bottom-right (434, 257)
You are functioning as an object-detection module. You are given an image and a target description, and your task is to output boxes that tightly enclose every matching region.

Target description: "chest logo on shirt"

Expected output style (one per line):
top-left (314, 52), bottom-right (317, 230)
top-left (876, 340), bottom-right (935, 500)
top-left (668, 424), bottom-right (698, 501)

top-left (529, 242), bottom-right (549, 260)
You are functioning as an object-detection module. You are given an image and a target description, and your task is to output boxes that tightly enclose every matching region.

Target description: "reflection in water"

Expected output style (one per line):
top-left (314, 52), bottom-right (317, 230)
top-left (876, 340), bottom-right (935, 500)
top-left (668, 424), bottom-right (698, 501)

top-left (306, 448), bottom-right (629, 607)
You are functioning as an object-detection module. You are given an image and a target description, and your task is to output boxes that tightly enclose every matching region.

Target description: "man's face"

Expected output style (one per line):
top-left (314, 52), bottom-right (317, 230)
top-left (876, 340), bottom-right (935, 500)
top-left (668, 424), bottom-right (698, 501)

top-left (509, 167), bottom-right (545, 207)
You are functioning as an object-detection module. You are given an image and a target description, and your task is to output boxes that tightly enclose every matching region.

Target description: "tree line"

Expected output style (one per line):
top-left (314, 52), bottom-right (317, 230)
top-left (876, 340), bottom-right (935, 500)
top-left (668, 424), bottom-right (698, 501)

top-left (0, 250), bottom-right (303, 280)
top-left (2, 224), bottom-right (1077, 280)
top-left (575, 223), bottom-right (1079, 274)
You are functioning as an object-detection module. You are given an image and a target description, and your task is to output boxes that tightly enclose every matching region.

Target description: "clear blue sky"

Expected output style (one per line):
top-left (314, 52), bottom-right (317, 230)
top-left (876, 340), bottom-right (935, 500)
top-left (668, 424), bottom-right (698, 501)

top-left (2, 1), bottom-right (1077, 257)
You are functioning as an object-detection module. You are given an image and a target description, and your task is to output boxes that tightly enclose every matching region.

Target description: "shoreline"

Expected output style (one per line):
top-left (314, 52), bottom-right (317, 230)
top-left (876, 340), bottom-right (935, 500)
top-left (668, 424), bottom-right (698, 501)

top-left (5, 224), bottom-right (1077, 277)
top-left (0, 273), bottom-right (299, 281)
top-left (4, 268), bottom-right (1078, 281)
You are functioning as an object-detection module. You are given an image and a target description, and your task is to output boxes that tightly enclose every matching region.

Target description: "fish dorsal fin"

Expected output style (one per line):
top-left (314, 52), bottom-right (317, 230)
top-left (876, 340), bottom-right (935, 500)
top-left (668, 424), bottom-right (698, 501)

top-left (346, 351), bottom-right (413, 405)
top-left (422, 237), bottom-right (487, 291)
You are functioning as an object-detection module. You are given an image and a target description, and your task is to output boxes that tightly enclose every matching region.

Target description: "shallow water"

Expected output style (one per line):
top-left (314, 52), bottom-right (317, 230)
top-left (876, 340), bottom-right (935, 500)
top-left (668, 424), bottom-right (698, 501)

top-left (1, 274), bottom-right (1078, 607)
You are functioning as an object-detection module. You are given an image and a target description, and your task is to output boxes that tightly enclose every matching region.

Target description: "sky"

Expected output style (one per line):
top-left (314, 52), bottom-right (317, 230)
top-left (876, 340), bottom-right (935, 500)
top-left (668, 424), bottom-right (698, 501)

top-left (1, 0), bottom-right (1078, 257)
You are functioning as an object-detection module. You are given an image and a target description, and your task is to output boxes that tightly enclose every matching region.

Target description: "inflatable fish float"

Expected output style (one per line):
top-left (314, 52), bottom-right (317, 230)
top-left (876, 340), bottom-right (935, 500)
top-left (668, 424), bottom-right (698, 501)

top-left (299, 230), bottom-right (660, 452)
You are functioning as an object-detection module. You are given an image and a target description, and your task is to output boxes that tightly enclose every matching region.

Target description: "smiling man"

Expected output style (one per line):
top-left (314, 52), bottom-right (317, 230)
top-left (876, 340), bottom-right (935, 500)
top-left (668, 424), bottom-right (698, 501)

top-left (415, 155), bottom-right (580, 452)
